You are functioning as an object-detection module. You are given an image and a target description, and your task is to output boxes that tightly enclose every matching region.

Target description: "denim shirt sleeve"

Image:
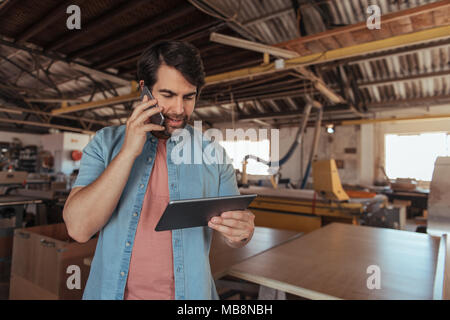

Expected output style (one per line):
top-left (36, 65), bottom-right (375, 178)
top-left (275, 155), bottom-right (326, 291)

top-left (218, 149), bottom-right (240, 197)
top-left (73, 128), bottom-right (106, 188)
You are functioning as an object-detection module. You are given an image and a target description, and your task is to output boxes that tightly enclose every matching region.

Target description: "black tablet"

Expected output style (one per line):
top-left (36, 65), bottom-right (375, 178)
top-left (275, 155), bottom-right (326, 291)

top-left (155, 194), bottom-right (257, 231)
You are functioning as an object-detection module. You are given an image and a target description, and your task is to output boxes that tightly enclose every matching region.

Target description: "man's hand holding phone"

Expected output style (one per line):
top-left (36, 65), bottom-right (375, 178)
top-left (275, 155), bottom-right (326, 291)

top-left (121, 95), bottom-right (165, 159)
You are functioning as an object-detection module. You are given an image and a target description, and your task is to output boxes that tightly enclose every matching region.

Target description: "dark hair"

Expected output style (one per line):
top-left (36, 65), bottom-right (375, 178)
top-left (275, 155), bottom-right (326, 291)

top-left (137, 40), bottom-right (205, 97)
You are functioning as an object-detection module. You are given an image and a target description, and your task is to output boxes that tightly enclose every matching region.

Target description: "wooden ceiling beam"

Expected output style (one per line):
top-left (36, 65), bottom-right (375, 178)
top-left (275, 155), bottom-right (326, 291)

top-left (16, 0), bottom-right (75, 43)
top-left (0, 117), bottom-right (95, 134)
top-left (0, 0), bottom-right (19, 19)
top-left (0, 105), bottom-right (112, 126)
top-left (209, 32), bottom-right (346, 105)
top-left (94, 20), bottom-right (222, 70)
top-left (275, 0), bottom-right (450, 51)
top-left (68, 3), bottom-right (196, 59)
top-left (45, 0), bottom-right (150, 51)
top-left (51, 92), bottom-right (139, 115)
top-left (205, 25), bottom-right (450, 85)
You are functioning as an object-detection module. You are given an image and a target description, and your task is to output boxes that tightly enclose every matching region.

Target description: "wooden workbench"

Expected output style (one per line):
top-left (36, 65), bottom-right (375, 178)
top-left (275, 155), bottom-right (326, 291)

top-left (228, 223), bottom-right (443, 300)
top-left (83, 226), bottom-right (302, 280)
top-left (210, 227), bottom-right (302, 279)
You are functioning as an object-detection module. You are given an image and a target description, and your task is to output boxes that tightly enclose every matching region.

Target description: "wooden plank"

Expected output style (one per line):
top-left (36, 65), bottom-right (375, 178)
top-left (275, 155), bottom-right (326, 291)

top-left (433, 234), bottom-right (447, 299)
top-left (445, 234), bottom-right (450, 299)
top-left (318, 37), bottom-right (341, 50)
top-left (304, 40), bottom-right (327, 53)
top-left (240, 186), bottom-right (319, 200)
top-left (206, 25), bottom-right (450, 86)
top-left (334, 32), bottom-right (357, 47)
top-left (251, 209), bottom-right (322, 233)
top-left (433, 6), bottom-right (450, 25)
top-left (229, 223), bottom-right (440, 299)
top-left (209, 227), bottom-right (302, 279)
top-left (388, 17), bottom-right (414, 35)
top-left (370, 25), bottom-right (393, 41)
top-left (286, 42), bottom-right (312, 55)
top-left (275, 1), bottom-right (450, 49)
top-left (248, 196), bottom-right (361, 217)
top-left (51, 92), bottom-right (139, 115)
top-left (411, 11), bottom-right (436, 31)
top-left (350, 29), bottom-right (376, 43)
top-left (227, 269), bottom-right (340, 300)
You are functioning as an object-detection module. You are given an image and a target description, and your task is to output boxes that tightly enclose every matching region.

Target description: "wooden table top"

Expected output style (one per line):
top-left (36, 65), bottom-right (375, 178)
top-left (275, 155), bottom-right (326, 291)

top-left (210, 227), bottom-right (302, 279)
top-left (228, 223), bottom-right (440, 300)
top-left (0, 195), bottom-right (43, 206)
top-left (83, 227), bottom-right (302, 276)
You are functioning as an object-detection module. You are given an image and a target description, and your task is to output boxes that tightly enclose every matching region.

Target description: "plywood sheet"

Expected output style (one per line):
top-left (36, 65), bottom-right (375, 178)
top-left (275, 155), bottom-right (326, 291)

top-left (252, 209), bottom-right (321, 233)
top-left (229, 223), bottom-right (439, 299)
top-left (209, 227), bottom-right (301, 279)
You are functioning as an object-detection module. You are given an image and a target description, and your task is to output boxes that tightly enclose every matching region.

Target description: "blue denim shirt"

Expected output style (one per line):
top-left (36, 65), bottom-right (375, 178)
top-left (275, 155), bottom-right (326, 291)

top-left (72, 124), bottom-right (239, 300)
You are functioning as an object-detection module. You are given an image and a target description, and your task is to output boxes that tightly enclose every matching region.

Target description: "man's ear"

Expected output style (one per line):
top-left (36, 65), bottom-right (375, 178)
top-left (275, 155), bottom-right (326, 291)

top-left (139, 80), bottom-right (145, 89)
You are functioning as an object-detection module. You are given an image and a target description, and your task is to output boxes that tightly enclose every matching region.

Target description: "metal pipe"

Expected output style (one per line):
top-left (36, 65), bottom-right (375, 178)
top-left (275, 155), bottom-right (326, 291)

top-left (300, 106), bottom-right (323, 189)
top-left (243, 103), bottom-right (313, 168)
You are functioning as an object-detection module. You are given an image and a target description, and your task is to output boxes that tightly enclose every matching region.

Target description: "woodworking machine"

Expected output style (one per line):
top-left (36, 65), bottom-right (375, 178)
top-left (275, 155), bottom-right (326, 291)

top-left (240, 160), bottom-right (393, 233)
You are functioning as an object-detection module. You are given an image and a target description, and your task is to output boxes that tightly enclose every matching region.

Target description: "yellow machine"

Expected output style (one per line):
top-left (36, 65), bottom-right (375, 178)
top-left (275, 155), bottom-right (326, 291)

top-left (312, 160), bottom-right (349, 201)
top-left (240, 159), bottom-right (387, 233)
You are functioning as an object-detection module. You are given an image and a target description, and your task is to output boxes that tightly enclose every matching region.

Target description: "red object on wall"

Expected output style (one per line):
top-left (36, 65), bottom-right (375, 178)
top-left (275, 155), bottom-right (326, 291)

top-left (71, 150), bottom-right (82, 161)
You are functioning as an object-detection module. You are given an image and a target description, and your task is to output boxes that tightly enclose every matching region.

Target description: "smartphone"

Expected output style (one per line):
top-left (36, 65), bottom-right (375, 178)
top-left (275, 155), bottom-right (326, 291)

top-left (140, 85), bottom-right (165, 126)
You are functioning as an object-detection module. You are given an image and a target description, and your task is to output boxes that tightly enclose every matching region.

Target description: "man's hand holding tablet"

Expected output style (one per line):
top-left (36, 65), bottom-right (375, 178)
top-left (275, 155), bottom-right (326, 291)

top-left (208, 210), bottom-right (255, 248)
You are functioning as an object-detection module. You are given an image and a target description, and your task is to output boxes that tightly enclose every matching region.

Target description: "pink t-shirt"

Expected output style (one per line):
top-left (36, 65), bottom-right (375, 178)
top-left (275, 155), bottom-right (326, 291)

top-left (124, 139), bottom-right (175, 300)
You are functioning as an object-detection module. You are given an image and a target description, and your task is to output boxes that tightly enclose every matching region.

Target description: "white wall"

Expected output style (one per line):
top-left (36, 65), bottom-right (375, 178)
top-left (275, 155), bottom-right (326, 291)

top-left (42, 132), bottom-right (91, 175)
top-left (211, 103), bottom-right (450, 186)
top-left (212, 121), bottom-right (362, 186)
top-left (360, 124), bottom-right (375, 185)
top-left (62, 132), bottom-right (91, 175)
top-left (0, 131), bottom-right (43, 147)
top-left (373, 105), bottom-right (450, 182)
top-left (1, 131), bottom-right (91, 176)
top-left (278, 125), bottom-right (361, 186)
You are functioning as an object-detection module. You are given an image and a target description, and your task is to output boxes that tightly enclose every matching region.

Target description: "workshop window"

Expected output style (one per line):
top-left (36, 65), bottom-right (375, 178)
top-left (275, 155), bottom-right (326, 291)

top-left (219, 139), bottom-right (271, 175)
top-left (385, 132), bottom-right (450, 181)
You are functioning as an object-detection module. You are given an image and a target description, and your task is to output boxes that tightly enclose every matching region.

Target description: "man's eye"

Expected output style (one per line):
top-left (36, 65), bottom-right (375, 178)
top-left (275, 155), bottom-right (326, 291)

top-left (184, 96), bottom-right (195, 100)
top-left (162, 95), bottom-right (173, 98)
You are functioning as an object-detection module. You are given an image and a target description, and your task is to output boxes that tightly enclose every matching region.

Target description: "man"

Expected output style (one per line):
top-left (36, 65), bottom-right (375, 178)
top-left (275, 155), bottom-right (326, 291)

top-left (63, 41), bottom-right (255, 300)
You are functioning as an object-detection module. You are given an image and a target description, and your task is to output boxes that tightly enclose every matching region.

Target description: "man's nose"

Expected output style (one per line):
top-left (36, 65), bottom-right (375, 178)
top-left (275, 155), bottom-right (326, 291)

top-left (172, 96), bottom-right (184, 114)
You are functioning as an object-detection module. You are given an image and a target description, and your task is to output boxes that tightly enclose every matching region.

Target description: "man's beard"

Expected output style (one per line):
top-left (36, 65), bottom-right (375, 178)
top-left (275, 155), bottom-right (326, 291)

top-left (151, 112), bottom-right (188, 139)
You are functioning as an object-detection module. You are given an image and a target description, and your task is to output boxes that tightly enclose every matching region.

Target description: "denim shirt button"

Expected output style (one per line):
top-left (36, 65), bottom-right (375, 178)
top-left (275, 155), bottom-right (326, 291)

top-left (126, 242), bottom-right (130, 247)
top-left (120, 271), bottom-right (125, 276)
top-left (147, 157), bottom-right (152, 162)
top-left (133, 212), bottom-right (138, 217)
top-left (139, 184), bottom-right (145, 189)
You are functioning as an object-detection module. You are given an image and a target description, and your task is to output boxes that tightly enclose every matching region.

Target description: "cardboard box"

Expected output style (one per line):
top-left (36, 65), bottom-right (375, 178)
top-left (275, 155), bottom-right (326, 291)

top-left (0, 281), bottom-right (9, 300)
top-left (9, 223), bottom-right (97, 300)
